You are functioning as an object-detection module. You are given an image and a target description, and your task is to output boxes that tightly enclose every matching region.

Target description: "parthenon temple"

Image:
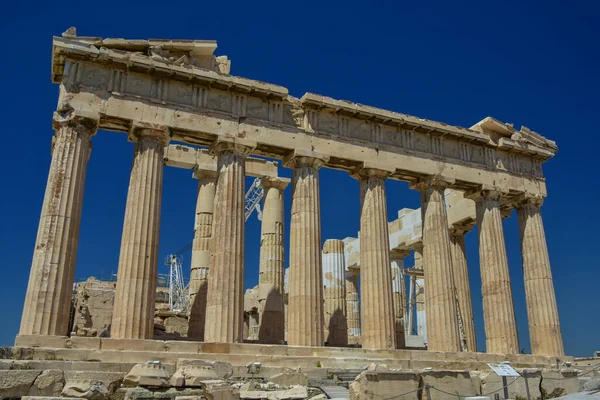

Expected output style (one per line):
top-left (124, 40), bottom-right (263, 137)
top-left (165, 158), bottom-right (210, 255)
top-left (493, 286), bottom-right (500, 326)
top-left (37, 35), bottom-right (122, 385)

top-left (16, 30), bottom-right (570, 380)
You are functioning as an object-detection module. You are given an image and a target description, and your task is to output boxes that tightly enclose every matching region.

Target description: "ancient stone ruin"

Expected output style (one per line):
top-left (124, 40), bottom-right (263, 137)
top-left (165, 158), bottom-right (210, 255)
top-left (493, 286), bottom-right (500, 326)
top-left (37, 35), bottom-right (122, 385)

top-left (5, 28), bottom-right (592, 400)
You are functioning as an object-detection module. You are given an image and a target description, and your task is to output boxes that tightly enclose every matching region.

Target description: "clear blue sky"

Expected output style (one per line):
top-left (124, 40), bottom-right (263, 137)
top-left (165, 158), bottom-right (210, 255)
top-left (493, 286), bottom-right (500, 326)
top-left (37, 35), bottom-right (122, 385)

top-left (0, 0), bottom-right (598, 357)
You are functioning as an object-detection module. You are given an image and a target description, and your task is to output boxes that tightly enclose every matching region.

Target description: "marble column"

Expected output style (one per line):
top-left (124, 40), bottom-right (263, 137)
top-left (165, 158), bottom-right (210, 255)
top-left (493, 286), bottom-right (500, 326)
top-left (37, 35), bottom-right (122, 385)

top-left (391, 250), bottom-right (409, 349)
top-left (322, 239), bottom-right (348, 346)
top-left (471, 190), bottom-right (519, 354)
top-left (345, 269), bottom-right (361, 343)
top-left (413, 244), bottom-right (427, 340)
top-left (414, 178), bottom-right (461, 352)
top-left (353, 167), bottom-right (396, 350)
top-left (187, 170), bottom-right (217, 340)
top-left (449, 227), bottom-right (477, 352)
top-left (20, 112), bottom-right (97, 336)
top-left (112, 125), bottom-right (170, 339)
top-left (284, 150), bottom-right (328, 347)
top-left (517, 197), bottom-right (564, 356)
top-left (257, 177), bottom-right (290, 343)
top-left (204, 137), bottom-right (255, 343)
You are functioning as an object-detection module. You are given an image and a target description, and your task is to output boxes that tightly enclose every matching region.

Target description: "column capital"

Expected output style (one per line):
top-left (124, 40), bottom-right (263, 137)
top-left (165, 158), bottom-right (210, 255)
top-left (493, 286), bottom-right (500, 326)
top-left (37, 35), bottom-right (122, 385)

top-left (511, 192), bottom-right (545, 208)
top-left (449, 224), bottom-right (472, 238)
top-left (464, 184), bottom-right (508, 202)
top-left (350, 163), bottom-right (395, 181)
top-left (407, 239), bottom-right (423, 253)
top-left (193, 168), bottom-right (218, 181)
top-left (52, 110), bottom-right (99, 135)
top-left (409, 175), bottom-right (455, 192)
top-left (261, 176), bottom-right (291, 191)
top-left (283, 149), bottom-right (329, 169)
top-left (129, 121), bottom-right (170, 145)
top-left (390, 249), bottom-right (411, 260)
top-left (210, 136), bottom-right (256, 157)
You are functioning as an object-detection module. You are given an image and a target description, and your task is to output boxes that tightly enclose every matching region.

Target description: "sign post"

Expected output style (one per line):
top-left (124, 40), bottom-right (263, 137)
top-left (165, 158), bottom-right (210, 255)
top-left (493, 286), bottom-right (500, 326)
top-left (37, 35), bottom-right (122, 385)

top-left (487, 363), bottom-right (520, 399)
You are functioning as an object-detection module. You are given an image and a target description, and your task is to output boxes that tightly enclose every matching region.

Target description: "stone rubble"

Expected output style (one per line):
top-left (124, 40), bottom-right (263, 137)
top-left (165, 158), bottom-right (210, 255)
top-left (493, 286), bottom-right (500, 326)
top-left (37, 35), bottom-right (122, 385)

top-left (28, 370), bottom-right (65, 397)
top-left (123, 362), bottom-right (171, 387)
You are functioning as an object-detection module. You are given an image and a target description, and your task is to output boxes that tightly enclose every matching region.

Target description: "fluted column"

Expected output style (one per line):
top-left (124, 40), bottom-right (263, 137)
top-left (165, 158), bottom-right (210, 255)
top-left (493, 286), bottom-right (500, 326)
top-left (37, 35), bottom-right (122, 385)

top-left (112, 125), bottom-right (170, 339)
top-left (470, 189), bottom-right (519, 354)
top-left (322, 239), bottom-right (348, 346)
top-left (284, 150), bottom-right (328, 347)
top-left (414, 178), bottom-right (461, 352)
top-left (204, 137), bottom-right (255, 343)
top-left (345, 269), bottom-right (361, 344)
top-left (353, 167), bottom-right (396, 350)
top-left (449, 227), bottom-right (477, 352)
top-left (188, 170), bottom-right (217, 340)
top-left (257, 177), bottom-right (290, 343)
top-left (20, 112), bottom-right (97, 336)
top-left (391, 250), bottom-right (409, 349)
top-left (517, 196), bottom-right (564, 356)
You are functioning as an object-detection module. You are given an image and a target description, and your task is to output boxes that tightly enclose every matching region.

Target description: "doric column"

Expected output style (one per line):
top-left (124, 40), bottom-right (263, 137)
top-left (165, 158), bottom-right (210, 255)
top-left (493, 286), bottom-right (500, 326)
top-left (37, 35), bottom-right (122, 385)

top-left (413, 178), bottom-right (461, 352)
top-left (449, 226), bottom-right (477, 352)
top-left (469, 189), bottom-right (519, 354)
top-left (322, 239), bottom-right (348, 346)
top-left (187, 170), bottom-right (217, 340)
top-left (345, 268), bottom-right (361, 343)
top-left (353, 167), bottom-right (396, 350)
top-left (284, 149), bottom-right (328, 347)
top-left (204, 137), bottom-right (255, 343)
top-left (257, 177), bottom-right (290, 343)
top-left (517, 196), bottom-right (564, 356)
top-left (112, 124), bottom-right (170, 339)
top-left (391, 250), bottom-right (410, 349)
top-left (20, 111), bottom-right (98, 336)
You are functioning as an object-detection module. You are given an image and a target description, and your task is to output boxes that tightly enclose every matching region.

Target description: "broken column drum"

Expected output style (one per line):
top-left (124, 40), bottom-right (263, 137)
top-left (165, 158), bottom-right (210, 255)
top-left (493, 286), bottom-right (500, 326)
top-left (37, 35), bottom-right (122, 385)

top-left (188, 170), bottom-right (217, 340)
top-left (449, 227), bottom-right (477, 352)
top-left (257, 177), bottom-right (290, 343)
top-left (322, 239), bottom-right (348, 346)
top-left (391, 253), bottom-right (408, 349)
top-left (345, 269), bottom-right (361, 341)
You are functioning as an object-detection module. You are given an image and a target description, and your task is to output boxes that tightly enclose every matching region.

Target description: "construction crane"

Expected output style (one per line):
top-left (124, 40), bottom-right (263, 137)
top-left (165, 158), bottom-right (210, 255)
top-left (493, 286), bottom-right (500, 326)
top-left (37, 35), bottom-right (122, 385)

top-left (164, 177), bottom-right (265, 312)
top-left (244, 177), bottom-right (264, 222)
top-left (164, 242), bottom-right (192, 313)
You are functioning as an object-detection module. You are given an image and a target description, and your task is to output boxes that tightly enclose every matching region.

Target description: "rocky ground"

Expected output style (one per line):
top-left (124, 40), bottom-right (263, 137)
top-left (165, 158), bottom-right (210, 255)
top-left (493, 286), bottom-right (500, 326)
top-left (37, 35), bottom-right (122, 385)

top-left (1, 346), bottom-right (597, 399)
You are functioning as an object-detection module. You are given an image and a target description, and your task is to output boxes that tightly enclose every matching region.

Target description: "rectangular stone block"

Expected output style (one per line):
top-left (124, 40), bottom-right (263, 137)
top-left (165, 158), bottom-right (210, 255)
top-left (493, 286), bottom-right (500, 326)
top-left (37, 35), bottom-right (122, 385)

top-left (411, 350), bottom-right (448, 362)
top-left (350, 371), bottom-right (420, 400)
top-left (422, 371), bottom-right (479, 399)
top-left (541, 370), bottom-right (580, 397)
top-left (164, 341), bottom-right (200, 354)
top-left (67, 337), bottom-right (101, 350)
top-left (101, 338), bottom-right (166, 352)
top-left (15, 335), bottom-right (69, 349)
top-left (200, 343), bottom-right (231, 354)
top-left (23, 397), bottom-right (80, 400)
top-left (478, 369), bottom-right (541, 400)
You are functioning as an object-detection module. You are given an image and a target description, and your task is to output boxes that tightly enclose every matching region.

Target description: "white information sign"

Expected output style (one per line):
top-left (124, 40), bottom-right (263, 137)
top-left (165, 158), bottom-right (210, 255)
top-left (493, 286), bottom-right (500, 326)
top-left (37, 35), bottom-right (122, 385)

top-left (487, 363), bottom-right (521, 377)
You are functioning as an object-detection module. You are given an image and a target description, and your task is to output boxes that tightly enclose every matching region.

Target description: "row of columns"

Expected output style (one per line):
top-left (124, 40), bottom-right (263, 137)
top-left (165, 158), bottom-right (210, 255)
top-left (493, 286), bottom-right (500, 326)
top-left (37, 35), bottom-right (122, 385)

top-left (20, 116), bottom-right (564, 356)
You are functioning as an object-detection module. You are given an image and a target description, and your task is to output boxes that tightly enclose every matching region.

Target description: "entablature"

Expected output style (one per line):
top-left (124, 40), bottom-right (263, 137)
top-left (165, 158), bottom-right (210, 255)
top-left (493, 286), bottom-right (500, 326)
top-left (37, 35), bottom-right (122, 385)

top-left (51, 33), bottom-right (557, 199)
